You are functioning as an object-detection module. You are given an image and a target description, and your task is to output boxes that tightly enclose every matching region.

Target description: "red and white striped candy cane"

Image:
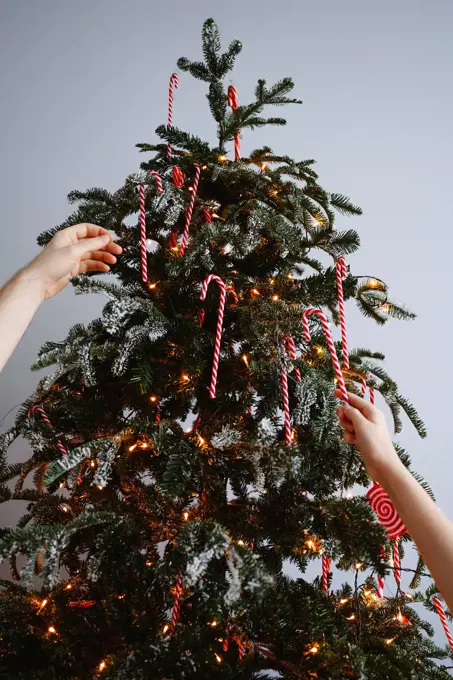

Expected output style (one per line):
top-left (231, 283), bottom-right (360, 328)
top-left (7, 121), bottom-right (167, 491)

top-left (280, 363), bottom-right (292, 445)
top-left (139, 184), bottom-right (147, 283)
top-left (227, 85), bottom-right (240, 160)
top-left (180, 164), bottom-right (201, 256)
top-left (200, 274), bottom-right (227, 399)
top-left (392, 539), bottom-right (401, 586)
top-left (171, 570), bottom-right (183, 627)
top-left (167, 72), bottom-right (179, 158)
top-left (301, 308), bottom-right (349, 403)
top-left (361, 376), bottom-right (375, 404)
top-left (282, 335), bottom-right (301, 382)
top-left (148, 170), bottom-right (164, 195)
top-left (335, 257), bottom-right (349, 369)
top-left (203, 207), bottom-right (212, 223)
top-left (433, 596), bottom-right (453, 652)
top-left (28, 405), bottom-right (68, 457)
top-left (322, 554), bottom-right (332, 594)
top-left (377, 547), bottom-right (386, 598)
top-left (172, 165), bottom-right (184, 188)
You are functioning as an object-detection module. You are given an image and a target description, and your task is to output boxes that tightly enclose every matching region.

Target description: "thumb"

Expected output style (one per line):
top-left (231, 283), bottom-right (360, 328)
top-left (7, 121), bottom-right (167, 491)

top-left (71, 234), bottom-right (111, 259)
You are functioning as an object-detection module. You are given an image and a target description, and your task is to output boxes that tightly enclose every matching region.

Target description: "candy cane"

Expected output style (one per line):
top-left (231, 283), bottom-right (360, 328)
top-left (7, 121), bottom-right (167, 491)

top-left (28, 405), bottom-right (68, 457)
top-left (172, 165), bottom-right (184, 188)
top-left (200, 274), bottom-right (227, 398)
top-left (335, 257), bottom-right (349, 369)
top-left (171, 571), bottom-right (183, 627)
top-left (227, 85), bottom-right (240, 160)
top-left (167, 72), bottom-right (179, 158)
top-left (180, 164), bottom-right (201, 256)
top-left (301, 308), bottom-right (349, 403)
top-left (139, 184), bottom-right (147, 282)
top-left (148, 170), bottom-right (164, 194)
top-left (393, 539), bottom-right (401, 586)
top-left (282, 335), bottom-right (301, 382)
top-left (281, 364), bottom-right (292, 445)
top-left (322, 554), bottom-right (332, 594)
top-left (433, 596), bottom-right (453, 652)
top-left (377, 547), bottom-right (386, 598)
top-left (361, 376), bottom-right (375, 404)
top-left (203, 207), bottom-right (212, 223)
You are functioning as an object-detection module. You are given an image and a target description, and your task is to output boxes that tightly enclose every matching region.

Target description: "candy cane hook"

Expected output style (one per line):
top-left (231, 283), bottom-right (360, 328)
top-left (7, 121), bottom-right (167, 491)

top-left (433, 596), bottom-right (453, 652)
top-left (228, 85), bottom-right (240, 160)
top-left (301, 308), bottom-right (349, 402)
top-left (282, 335), bottom-right (301, 382)
top-left (200, 274), bottom-right (227, 398)
top-left (167, 73), bottom-right (179, 158)
top-left (28, 405), bottom-right (68, 457)
top-left (336, 257), bottom-right (349, 369)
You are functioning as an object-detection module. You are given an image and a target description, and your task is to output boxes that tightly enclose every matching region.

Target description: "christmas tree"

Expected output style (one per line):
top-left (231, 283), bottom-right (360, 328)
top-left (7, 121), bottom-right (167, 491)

top-left (1, 18), bottom-right (452, 679)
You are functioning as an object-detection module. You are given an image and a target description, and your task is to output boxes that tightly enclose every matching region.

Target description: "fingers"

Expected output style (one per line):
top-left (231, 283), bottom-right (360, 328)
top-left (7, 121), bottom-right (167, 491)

top-left (334, 389), bottom-right (377, 420)
top-left (337, 407), bottom-right (355, 433)
top-left (79, 260), bottom-right (111, 274)
top-left (343, 430), bottom-right (358, 446)
top-left (81, 250), bottom-right (117, 265)
top-left (70, 234), bottom-right (112, 260)
top-left (55, 224), bottom-right (123, 256)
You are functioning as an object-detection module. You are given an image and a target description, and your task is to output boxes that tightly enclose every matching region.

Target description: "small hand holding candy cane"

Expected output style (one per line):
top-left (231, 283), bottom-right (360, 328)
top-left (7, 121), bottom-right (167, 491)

top-left (366, 483), bottom-right (406, 587)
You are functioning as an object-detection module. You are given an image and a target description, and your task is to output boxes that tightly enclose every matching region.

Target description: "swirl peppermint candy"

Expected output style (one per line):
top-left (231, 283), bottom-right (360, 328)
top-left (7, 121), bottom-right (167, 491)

top-left (366, 483), bottom-right (406, 540)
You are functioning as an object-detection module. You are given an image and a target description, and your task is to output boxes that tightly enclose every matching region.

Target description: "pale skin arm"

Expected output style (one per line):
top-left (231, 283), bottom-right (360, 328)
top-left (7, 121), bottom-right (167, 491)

top-left (336, 389), bottom-right (453, 613)
top-left (0, 224), bottom-right (122, 372)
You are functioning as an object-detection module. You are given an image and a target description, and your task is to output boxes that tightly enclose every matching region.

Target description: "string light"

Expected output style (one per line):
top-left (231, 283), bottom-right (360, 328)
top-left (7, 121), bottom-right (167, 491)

top-left (196, 433), bottom-right (206, 447)
top-left (150, 395), bottom-right (157, 402)
top-left (183, 512), bottom-right (189, 521)
top-left (395, 610), bottom-right (410, 625)
top-left (65, 584), bottom-right (72, 590)
top-left (218, 155), bottom-right (227, 163)
top-left (268, 278), bottom-right (275, 284)
top-left (128, 443), bottom-right (137, 452)
top-left (271, 294), bottom-right (279, 301)
top-left (147, 282), bottom-right (158, 290)
top-left (145, 560), bottom-right (152, 566)
top-left (346, 614), bottom-right (356, 621)
top-left (261, 162), bottom-right (268, 171)
top-left (162, 624), bottom-right (170, 634)
top-left (90, 460), bottom-right (96, 467)
top-left (308, 644), bottom-right (319, 654)
top-left (287, 273), bottom-right (293, 279)
top-left (314, 345), bottom-right (324, 357)
top-left (48, 626), bottom-right (57, 634)
top-left (39, 598), bottom-right (48, 610)
top-left (339, 598), bottom-right (349, 605)
top-left (214, 653), bottom-right (222, 663)
top-left (355, 562), bottom-right (363, 570)
top-left (97, 485), bottom-right (104, 491)
top-left (208, 620), bottom-right (217, 627)
top-left (139, 441), bottom-right (149, 449)
top-left (185, 428), bottom-right (193, 434)
top-left (99, 660), bottom-right (106, 671)
top-left (386, 637), bottom-right (396, 645)
top-left (181, 373), bottom-right (190, 382)
top-left (250, 288), bottom-right (261, 296)
top-left (237, 539), bottom-right (245, 546)
top-left (241, 354), bottom-right (249, 367)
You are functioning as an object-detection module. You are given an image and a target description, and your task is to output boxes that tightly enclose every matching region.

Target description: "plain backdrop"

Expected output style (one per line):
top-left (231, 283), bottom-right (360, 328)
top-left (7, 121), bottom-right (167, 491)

top-left (1, 0), bottom-right (452, 645)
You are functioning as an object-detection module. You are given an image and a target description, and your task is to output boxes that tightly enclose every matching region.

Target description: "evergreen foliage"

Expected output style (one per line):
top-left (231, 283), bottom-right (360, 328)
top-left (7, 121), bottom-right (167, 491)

top-left (0, 18), bottom-right (446, 679)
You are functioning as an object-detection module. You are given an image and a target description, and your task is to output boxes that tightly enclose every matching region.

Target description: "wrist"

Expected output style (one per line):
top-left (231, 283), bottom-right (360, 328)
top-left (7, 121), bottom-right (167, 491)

top-left (16, 265), bottom-right (47, 303)
top-left (376, 454), bottom-right (408, 490)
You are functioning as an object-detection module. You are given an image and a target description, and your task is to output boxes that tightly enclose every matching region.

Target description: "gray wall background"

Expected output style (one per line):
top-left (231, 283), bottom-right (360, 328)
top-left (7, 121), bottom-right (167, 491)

top-left (0, 0), bottom-right (452, 640)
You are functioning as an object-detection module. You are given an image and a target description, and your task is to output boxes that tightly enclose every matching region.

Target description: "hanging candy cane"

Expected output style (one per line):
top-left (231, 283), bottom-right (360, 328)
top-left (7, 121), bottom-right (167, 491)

top-left (282, 335), bottom-right (301, 382)
top-left (280, 362), bottom-right (292, 445)
top-left (433, 596), bottom-right (453, 652)
top-left (301, 308), bottom-right (349, 403)
top-left (171, 571), bottom-right (183, 627)
top-left (393, 538), bottom-right (401, 585)
top-left (335, 257), bottom-right (349, 369)
top-left (227, 85), bottom-right (240, 160)
top-left (167, 73), bottom-right (179, 158)
top-left (148, 170), bottom-right (164, 195)
top-left (172, 165), bottom-right (184, 188)
top-left (361, 376), bottom-right (375, 404)
top-left (203, 207), bottom-right (212, 223)
top-left (200, 274), bottom-right (227, 398)
top-left (377, 547), bottom-right (386, 598)
top-left (28, 405), bottom-right (68, 457)
top-left (322, 555), bottom-right (332, 594)
top-left (139, 184), bottom-right (148, 282)
top-left (180, 164), bottom-right (201, 256)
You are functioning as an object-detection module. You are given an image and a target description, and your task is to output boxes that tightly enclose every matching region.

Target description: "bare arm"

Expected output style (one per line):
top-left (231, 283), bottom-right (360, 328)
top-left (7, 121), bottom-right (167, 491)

top-left (0, 224), bottom-right (122, 372)
top-left (336, 389), bottom-right (453, 612)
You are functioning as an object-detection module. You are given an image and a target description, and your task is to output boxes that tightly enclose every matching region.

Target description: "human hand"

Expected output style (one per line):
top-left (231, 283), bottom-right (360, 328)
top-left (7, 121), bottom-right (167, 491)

top-left (335, 389), bottom-right (404, 484)
top-left (25, 224), bottom-right (122, 300)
